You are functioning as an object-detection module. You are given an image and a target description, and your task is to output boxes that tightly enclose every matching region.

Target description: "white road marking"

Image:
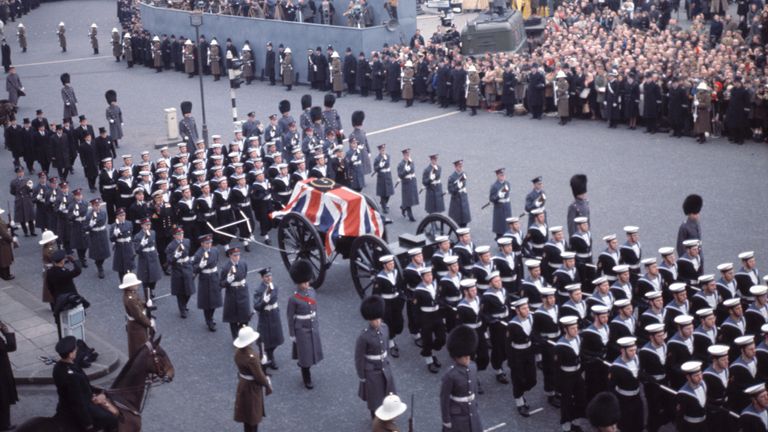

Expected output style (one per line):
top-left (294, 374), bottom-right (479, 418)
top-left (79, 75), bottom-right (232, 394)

top-left (483, 423), bottom-right (506, 432)
top-left (153, 293), bottom-right (172, 301)
top-left (367, 111), bottom-right (461, 136)
top-left (14, 55), bottom-right (112, 68)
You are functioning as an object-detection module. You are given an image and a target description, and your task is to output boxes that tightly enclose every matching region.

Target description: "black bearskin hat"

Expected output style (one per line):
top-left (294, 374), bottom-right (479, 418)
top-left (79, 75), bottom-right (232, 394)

top-left (360, 296), bottom-right (385, 321)
top-left (60, 73), bottom-right (70, 85)
top-left (446, 325), bottom-right (478, 358)
top-left (682, 194), bottom-right (703, 215)
top-left (570, 174), bottom-right (587, 197)
top-left (351, 110), bottom-right (365, 127)
top-left (105, 89), bottom-right (117, 104)
top-left (181, 101), bottom-right (193, 115)
top-left (310, 106), bottom-right (323, 123)
top-left (301, 94), bottom-right (312, 110)
top-left (586, 392), bottom-right (621, 428)
top-left (289, 259), bottom-right (314, 284)
top-left (324, 93), bottom-right (336, 108)
top-left (279, 99), bottom-right (291, 114)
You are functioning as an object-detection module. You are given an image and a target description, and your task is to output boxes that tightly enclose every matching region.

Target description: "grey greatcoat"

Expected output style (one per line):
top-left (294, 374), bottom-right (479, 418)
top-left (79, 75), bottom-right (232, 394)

top-left (10, 177), bottom-right (35, 223)
top-left (422, 165), bottom-right (445, 213)
top-left (344, 148), bottom-right (366, 191)
top-left (32, 183), bottom-right (49, 228)
top-left (165, 238), bottom-right (195, 296)
top-left (220, 260), bottom-right (252, 323)
top-left (354, 323), bottom-right (396, 411)
top-left (396, 159), bottom-right (419, 208)
top-left (440, 361), bottom-right (483, 432)
top-left (106, 104), bottom-right (123, 140)
top-left (194, 246), bottom-right (222, 310)
top-left (54, 192), bottom-right (73, 246)
top-left (84, 208), bottom-right (111, 261)
top-left (489, 180), bottom-right (511, 236)
top-left (447, 171), bottom-right (471, 226)
top-left (372, 154), bottom-right (395, 198)
top-left (61, 85), bottom-right (78, 119)
top-left (67, 201), bottom-right (89, 251)
top-left (132, 229), bottom-right (162, 284)
top-left (253, 281), bottom-right (285, 350)
top-left (110, 220), bottom-right (135, 274)
top-left (286, 287), bottom-right (323, 367)
top-left (349, 128), bottom-right (372, 174)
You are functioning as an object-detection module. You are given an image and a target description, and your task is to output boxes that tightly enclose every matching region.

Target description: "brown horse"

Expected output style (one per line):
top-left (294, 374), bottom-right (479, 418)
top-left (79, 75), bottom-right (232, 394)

top-left (16, 335), bottom-right (174, 432)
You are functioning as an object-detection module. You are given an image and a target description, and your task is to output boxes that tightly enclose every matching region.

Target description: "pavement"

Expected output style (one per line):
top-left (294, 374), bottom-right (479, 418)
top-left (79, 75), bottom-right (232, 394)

top-left (2, 1), bottom-right (767, 432)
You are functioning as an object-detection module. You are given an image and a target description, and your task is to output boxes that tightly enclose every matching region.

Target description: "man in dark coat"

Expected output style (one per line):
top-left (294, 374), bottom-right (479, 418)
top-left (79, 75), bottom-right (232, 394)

top-left (252, 267), bottom-right (284, 369)
top-left (78, 131), bottom-right (100, 193)
top-left (265, 42), bottom-right (276, 85)
top-left (194, 235), bottom-right (221, 331)
top-left (357, 52), bottom-right (371, 97)
top-left (604, 71), bottom-right (622, 127)
top-left (386, 56), bottom-right (401, 102)
top-left (371, 53), bottom-right (385, 100)
top-left (372, 144), bottom-right (394, 214)
top-left (527, 65), bottom-right (546, 119)
top-left (286, 259), bottom-right (323, 389)
top-left (397, 148), bottom-right (418, 222)
top-left (502, 63), bottom-right (518, 116)
top-left (49, 125), bottom-right (71, 180)
top-left (642, 73), bottom-right (663, 134)
top-left (355, 296), bottom-right (396, 417)
top-left (314, 47), bottom-right (328, 91)
top-left (343, 47), bottom-right (357, 94)
top-left (345, 138), bottom-right (366, 192)
top-left (489, 168), bottom-right (512, 238)
top-left (447, 160), bottom-right (471, 228)
top-left (0, 321), bottom-right (17, 431)
top-left (726, 76), bottom-right (751, 144)
top-left (1, 40), bottom-right (12, 73)
top-left (73, 116), bottom-right (94, 172)
top-left (667, 77), bottom-right (687, 137)
top-left (220, 247), bottom-right (251, 339)
top-left (451, 62), bottom-right (467, 112)
top-left (421, 154), bottom-right (444, 215)
top-left (32, 123), bottom-right (50, 174)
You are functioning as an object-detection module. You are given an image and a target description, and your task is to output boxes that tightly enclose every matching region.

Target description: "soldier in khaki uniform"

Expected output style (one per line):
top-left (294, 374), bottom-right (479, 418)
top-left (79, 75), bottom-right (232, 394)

top-left (693, 81), bottom-right (712, 143)
top-left (209, 39), bottom-right (222, 81)
top-left (111, 28), bottom-right (121, 62)
top-left (88, 23), bottom-right (98, 55)
top-left (152, 36), bottom-right (162, 72)
top-left (184, 39), bottom-right (195, 78)
top-left (401, 60), bottom-right (415, 107)
top-left (17, 23), bottom-right (27, 53)
top-left (57, 22), bottom-right (66, 52)
top-left (556, 70), bottom-right (570, 125)
top-left (233, 326), bottom-right (272, 432)
top-left (331, 51), bottom-right (343, 97)
top-left (466, 64), bottom-right (481, 116)
top-left (282, 47), bottom-right (294, 91)
top-left (120, 273), bottom-right (154, 358)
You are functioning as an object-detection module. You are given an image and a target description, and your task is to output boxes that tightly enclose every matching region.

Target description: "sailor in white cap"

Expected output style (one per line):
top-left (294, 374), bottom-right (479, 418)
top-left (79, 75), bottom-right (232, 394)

top-left (693, 308), bottom-right (718, 360)
top-left (745, 285), bottom-right (768, 335)
top-left (657, 246), bottom-right (678, 288)
top-left (720, 297), bottom-right (746, 360)
top-left (639, 323), bottom-right (673, 431)
top-left (757, 324), bottom-right (768, 375)
top-left (609, 300), bottom-right (636, 359)
top-left (554, 315), bottom-right (584, 432)
top-left (582, 305), bottom-right (610, 400)
top-left (610, 336), bottom-right (644, 432)
top-left (637, 257), bottom-right (663, 306)
top-left (533, 287), bottom-right (560, 408)
top-left (569, 216), bottom-right (593, 278)
top-left (482, 270), bottom-right (510, 384)
top-left (736, 251), bottom-right (760, 300)
top-left (586, 276), bottom-right (612, 310)
top-left (553, 251), bottom-right (579, 304)
top-left (561, 284), bottom-right (589, 329)
top-left (456, 278), bottom-right (489, 382)
top-left (597, 234), bottom-right (620, 282)
top-left (676, 361), bottom-right (707, 429)
top-left (731, 335), bottom-right (759, 411)
top-left (403, 248), bottom-right (425, 346)
top-left (619, 226), bottom-right (642, 284)
top-left (373, 255), bottom-right (404, 358)
top-left (691, 274), bottom-right (719, 313)
top-left (716, 262), bottom-right (738, 300)
top-left (493, 237), bottom-right (518, 291)
top-left (520, 259), bottom-right (547, 310)
top-left (233, 326), bottom-right (271, 432)
top-left (740, 383), bottom-right (768, 431)
top-left (524, 207), bottom-right (547, 260)
top-left (610, 264), bottom-right (633, 304)
top-left (430, 235), bottom-right (453, 277)
top-left (472, 245), bottom-right (494, 293)
top-left (678, 239), bottom-right (703, 286)
top-left (638, 292), bottom-right (664, 341)
top-left (542, 225), bottom-right (566, 284)
top-left (453, 227), bottom-right (475, 275)
top-left (508, 297), bottom-right (537, 416)
top-left (438, 255), bottom-right (462, 332)
top-left (667, 315), bottom-right (695, 388)
top-left (413, 267), bottom-right (445, 373)
top-left (502, 216), bottom-right (525, 280)
top-left (702, 344), bottom-right (731, 430)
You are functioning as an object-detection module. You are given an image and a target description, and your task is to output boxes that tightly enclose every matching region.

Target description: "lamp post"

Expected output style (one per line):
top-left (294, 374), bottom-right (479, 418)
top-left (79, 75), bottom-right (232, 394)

top-left (190, 9), bottom-right (209, 146)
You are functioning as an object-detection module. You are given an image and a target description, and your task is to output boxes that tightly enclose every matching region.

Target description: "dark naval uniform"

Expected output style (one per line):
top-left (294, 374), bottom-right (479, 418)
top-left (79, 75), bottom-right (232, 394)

top-left (164, 237), bottom-right (195, 316)
top-left (610, 355), bottom-right (644, 432)
top-left (447, 171), bottom-right (470, 227)
top-left (422, 164), bottom-right (445, 214)
top-left (397, 158), bottom-right (418, 215)
top-left (220, 258), bottom-right (251, 338)
top-left (110, 218), bottom-right (135, 277)
top-left (354, 323), bottom-right (396, 412)
top-left (507, 312), bottom-right (537, 404)
top-left (194, 244), bottom-right (222, 328)
top-left (372, 153), bottom-right (395, 212)
top-left (252, 279), bottom-right (285, 362)
top-left (489, 180), bottom-right (511, 237)
top-left (374, 268), bottom-right (405, 345)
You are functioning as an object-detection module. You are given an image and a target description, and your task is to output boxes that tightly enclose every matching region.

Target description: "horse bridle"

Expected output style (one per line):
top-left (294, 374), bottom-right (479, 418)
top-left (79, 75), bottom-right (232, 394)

top-left (105, 342), bottom-right (171, 416)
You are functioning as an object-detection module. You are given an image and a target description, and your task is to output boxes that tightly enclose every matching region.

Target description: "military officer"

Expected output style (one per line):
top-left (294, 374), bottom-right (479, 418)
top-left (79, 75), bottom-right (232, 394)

top-left (489, 168), bottom-right (511, 238)
top-left (345, 138), bottom-right (365, 192)
top-left (56, 22), bottom-right (66, 52)
top-left (220, 247), bottom-right (251, 339)
top-left (233, 326), bottom-right (272, 432)
top-left (286, 259), bottom-right (323, 389)
top-left (676, 194), bottom-right (703, 260)
top-left (119, 273), bottom-right (154, 358)
top-left (524, 176), bottom-right (546, 227)
top-left (566, 174), bottom-right (589, 238)
top-left (110, 208), bottom-right (134, 280)
top-left (422, 154), bottom-right (445, 215)
top-left (84, 198), bottom-right (110, 279)
top-left (372, 144), bottom-right (394, 214)
top-left (133, 218), bottom-right (162, 300)
top-left (194, 235), bottom-right (221, 331)
top-left (413, 267), bottom-right (445, 373)
top-left (252, 267), bottom-right (284, 369)
top-left (98, 158), bottom-right (118, 223)
top-left (164, 227), bottom-right (194, 318)
top-left (440, 325), bottom-right (483, 432)
top-left (396, 148), bottom-right (418, 222)
top-left (241, 44), bottom-right (255, 85)
top-left (355, 296), bottom-right (396, 418)
top-left (88, 23), bottom-right (99, 54)
top-left (374, 255), bottom-right (404, 357)
top-left (447, 160), bottom-right (470, 228)
top-left (555, 315), bottom-right (586, 432)
top-left (149, 190), bottom-right (173, 273)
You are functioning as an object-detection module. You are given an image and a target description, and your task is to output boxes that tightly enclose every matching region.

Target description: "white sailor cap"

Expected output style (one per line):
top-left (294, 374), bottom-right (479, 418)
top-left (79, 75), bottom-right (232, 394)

top-left (739, 251), bottom-right (755, 260)
top-left (696, 308), bottom-right (714, 318)
top-left (723, 298), bottom-right (741, 308)
top-left (378, 255), bottom-right (394, 264)
top-left (750, 285), bottom-right (768, 296)
top-left (762, 323), bottom-right (768, 334)
top-left (539, 287), bottom-right (556, 296)
top-left (745, 383), bottom-right (767, 397)
top-left (641, 258), bottom-right (657, 266)
top-left (669, 283), bottom-right (687, 293)
top-left (717, 262), bottom-right (734, 272)
top-left (681, 361), bottom-right (702, 374)
top-left (530, 207), bottom-right (545, 215)
top-left (674, 315), bottom-right (694, 326)
top-left (612, 264), bottom-right (630, 273)
top-left (475, 245), bottom-right (490, 254)
top-left (100, 157), bottom-right (112, 163)
top-left (574, 216), bottom-right (588, 224)
top-left (407, 248), bottom-right (422, 257)
top-left (121, 154), bottom-right (132, 159)
top-left (645, 291), bottom-right (663, 300)
top-left (418, 267), bottom-right (433, 275)
top-left (435, 235), bottom-right (449, 243)
top-left (593, 276), bottom-right (608, 285)
top-left (505, 216), bottom-right (519, 223)
top-left (211, 134), bottom-right (222, 140)
top-left (511, 297), bottom-right (529, 308)
top-left (177, 142), bottom-right (188, 147)
top-left (561, 251), bottom-right (576, 260)
top-left (735, 335), bottom-right (755, 347)
top-left (525, 259), bottom-right (541, 268)
top-left (614, 299), bottom-right (631, 308)
top-left (591, 305), bottom-right (610, 315)
top-left (698, 274), bottom-right (715, 284)
top-left (682, 239), bottom-right (700, 248)
top-left (602, 234), bottom-right (616, 242)
top-left (460, 279), bottom-right (477, 289)
top-left (118, 166), bottom-right (131, 172)
top-left (443, 255), bottom-right (459, 265)
top-left (765, 275), bottom-right (768, 284)
top-left (658, 247), bottom-right (675, 256)
top-left (140, 150), bottom-right (150, 156)
top-left (708, 344), bottom-right (729, 357)
top-left (623, 225), bottom-right (639, 234)
top-left (487, 271), bottom-right (501, 281)
top-left (645, 323), bottom-right (665, 334)
top-left (617, 337), bottom-right (637, 348)
top-left (276, 163), bottom-right (288, 170)
top-left (228, 151), bottom-right (240, 158)
top-left (565, 283), bottom-right (582, 292)
top-left (456, 227), bottom-right (471, 236)
top-left (497, 237), bottom-right (512, 246)
top-left (549, 226), bottom-right (563, 234)
top-left (559, 316), bottom-right (578, 326)
top-left (159, 146), bottom-right (169, 151)
top-left (139, 171), bottom-right (151, 176)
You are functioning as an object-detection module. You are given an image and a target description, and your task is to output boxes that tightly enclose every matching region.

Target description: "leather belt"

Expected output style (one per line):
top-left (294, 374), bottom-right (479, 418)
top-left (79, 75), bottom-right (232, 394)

top-left (264, 303), bottom-right (279, 311)
top-left (511, 342), bottom-right (531, 349)
top-left (378, 168), bottom-right (391, 173)
top-left (450, 393), bottom-right (475, 403)
top-left (465, 322), bottom-right (481, 329)
top-left (404, 174), bottom-right (415, 179)
top-left (176, 257), bottom-right (190, 263)
top-left (277, 191), bottom-right (292, 196)
top-left (295, 312), bottom-right (316, 320)
top-left (238, 373), bottom-right (255, 381)
top-left (201, 267), bottom-right (218, 274)
top-left (420, 305), bottom-right (440, 313)
top-left (230, 280), bottom-right (246, 287)
top-left (561, 365), bottom-right (580, 372)
top-left (102, 185), bottom-right (116, 189)
top-left (615, 387), bottom-right (640, 397)
top-left (366, 352), bottom-right (388, 361)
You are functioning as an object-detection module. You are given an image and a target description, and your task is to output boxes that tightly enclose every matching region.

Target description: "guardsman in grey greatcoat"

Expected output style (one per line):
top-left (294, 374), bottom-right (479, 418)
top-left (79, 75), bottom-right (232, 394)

top-left (220, 247), bottom-right (251, 339)
top-left (60, 73), bottom-right (78, 123)
top-left (10, 167), bottom-right (36, 236)
top-left (355, 296), bottom-right (397, 417)
top-left (524, 176), bottom-right (546, 227)
top-left (165, 227), bottom-right (195, 318)
top-left (133, 218), bottom-right (162, 299)
top-left (110, 208), bottom-right (134, 280)
top-left (68, 189), bottom-right (90, 268)
top-left (178, 101), bottom-right (199, 147)
top-left (252, 267), bottom-right (284, 369)
top-left (566, 174), bottom-right (589, 239)
top-left (88, 23), bottom-right (99, 54)
top-left (111, 28), bottom-right (121, 61)
top-left (422, 153), bottom-right (445, 215)
top-left (489, 168), bottom-right (511, 238)
top-left (345, 137), bottom-right (365, 192)
top-left (104, 90), bottom-right (123, 149)
top-left (32, 172), bottom-right (50, 231)
top-left (372, 143), bottom-right (394, 214)
top-left (676, 194), bottom-right (703, 261)
top-left (396, 148), bottom-right (418, 222)
top-left (194, 235), bottom-right (221, 331)
top-left (286, 259), bottom-right (324, 389)
top-left (440, 325), bottom-right (483, 432)
top-left (349, 110), bottom-right (372, 174)
top-left (57, 22), bottom-right (66, 52)
top-left (447, 160), bottom-right (471, 228)
top-left (84, 198), bottom-right (110, 279)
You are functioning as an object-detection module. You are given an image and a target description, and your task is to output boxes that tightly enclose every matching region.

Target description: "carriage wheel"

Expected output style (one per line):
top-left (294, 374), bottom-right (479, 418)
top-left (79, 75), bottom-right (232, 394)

top-left (349, 235), bottom-right (401, 299)
top-left (416, 213), bottom-right (460, 244)
top-left (363, 193), bottom-right (388, 242)
top-left (278, 212), bottom-right (327, 288)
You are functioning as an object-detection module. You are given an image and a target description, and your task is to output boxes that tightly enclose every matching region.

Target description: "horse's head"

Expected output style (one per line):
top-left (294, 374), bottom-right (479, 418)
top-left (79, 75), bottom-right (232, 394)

top-left (145, 335), bottom-right (175, 383)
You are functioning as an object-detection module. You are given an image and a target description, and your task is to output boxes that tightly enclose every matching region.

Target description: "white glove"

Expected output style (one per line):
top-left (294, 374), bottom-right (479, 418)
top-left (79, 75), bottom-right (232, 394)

top-left (89, 218), bottom-right (97, 227)
top-left (429, 172), bottom-right (436, 180)
top-left (290, 336), bottom-right (295, 342)
top-left (113, 227), bottom-right (120, 236)
top-left (498, 190), bottom-right (506, 198)
top-left (226, 273), bottom-right (235, 283)
top-left (65, 102), bottom-right (70, 106)
top-left (58, 203), bottom-right (65, 211)
top-left (150, 319), bottom-right (156, 328)
top-left (199, 259), bottom-right (207, 269)
top-left (263, 293), bottom-right (271, 304)
top-left (109, 119), bottom-right (115, 123)
top-left (140, 237), bottom-right (149, 247)
top-left (443, 423), bottom-right (452, 429)
top-left (174, 251), bottom-right (182, 259)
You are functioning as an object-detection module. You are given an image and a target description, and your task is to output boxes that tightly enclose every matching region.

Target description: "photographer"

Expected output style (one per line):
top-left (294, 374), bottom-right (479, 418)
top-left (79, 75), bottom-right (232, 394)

top-left (46, 249), bottom-right (84, 314)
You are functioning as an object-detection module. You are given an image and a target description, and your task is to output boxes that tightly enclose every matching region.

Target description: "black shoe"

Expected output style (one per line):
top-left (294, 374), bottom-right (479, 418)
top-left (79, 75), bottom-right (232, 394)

top-left (268, 361), bottom-right (279, 370)
top-left (163, 267), bottom-right (171, 276)
top-left (245, 245), bottom-right (251, 252)
top-left (180, 309), bottom-right (188, 319)
top-left (548, 395), bottom-right (561, 408)
top-left (80, 260), bottom-right (88, 268)
top-left (496, 373), bottom-right (509, 384)
top-left (517, 405), bottom-right (530, 417)
top-left (390, 344), bottom-right (399, 358)
top-left (400, 207), bottom-right (406, 217)
top-left (207, 322), bottom-right (216, 332)
top-left (264, 238), bottom-right (272, 246)
top-left (432, 356), bottom-right (441, 367)
top-left (427, 363), bottom-right (440, 374)
top-left (97, 269), bottom-right (104, 279)
top-left (477, 380), bottom-right (484, 394)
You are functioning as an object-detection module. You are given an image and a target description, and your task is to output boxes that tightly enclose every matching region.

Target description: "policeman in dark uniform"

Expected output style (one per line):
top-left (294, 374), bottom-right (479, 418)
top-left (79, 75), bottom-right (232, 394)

top-left (447, 160), bottom-right (470, 228)
top-left (396, 148), bottom-right (418, 222)
top-left (489, 168), bottom-right (511, 238)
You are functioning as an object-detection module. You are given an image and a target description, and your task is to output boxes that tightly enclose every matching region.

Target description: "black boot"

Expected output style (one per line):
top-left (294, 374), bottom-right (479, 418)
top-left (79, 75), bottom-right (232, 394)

top-left (301, 367), bottom-right (313, 389)
top-left (97, 263), bottom-right (104, 279)
top-left (406, 207), bottom-right (416, 222)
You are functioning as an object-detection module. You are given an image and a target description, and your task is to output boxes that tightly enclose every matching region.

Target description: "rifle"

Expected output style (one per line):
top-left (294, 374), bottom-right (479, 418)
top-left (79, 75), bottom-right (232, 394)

top-left (408, 393), bottom-right (414, 432)
top-left (6, 201), bottom-right (18, 248)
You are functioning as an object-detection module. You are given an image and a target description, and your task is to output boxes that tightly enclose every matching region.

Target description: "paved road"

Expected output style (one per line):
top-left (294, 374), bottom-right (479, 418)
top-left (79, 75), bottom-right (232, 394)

top-left (4, 1), bottom-right (768, 431)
